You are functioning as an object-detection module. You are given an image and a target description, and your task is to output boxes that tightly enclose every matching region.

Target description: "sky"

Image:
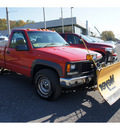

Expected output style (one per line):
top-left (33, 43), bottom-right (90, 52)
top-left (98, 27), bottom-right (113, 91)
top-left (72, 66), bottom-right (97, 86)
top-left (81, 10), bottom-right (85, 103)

top-left (1, 1), bottom-right (120, 39)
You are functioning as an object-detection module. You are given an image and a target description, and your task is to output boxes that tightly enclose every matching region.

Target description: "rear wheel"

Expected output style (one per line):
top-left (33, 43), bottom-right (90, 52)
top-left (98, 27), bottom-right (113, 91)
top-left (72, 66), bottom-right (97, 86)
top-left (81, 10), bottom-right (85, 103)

top-left (34, 69), bottom-right (62, 100)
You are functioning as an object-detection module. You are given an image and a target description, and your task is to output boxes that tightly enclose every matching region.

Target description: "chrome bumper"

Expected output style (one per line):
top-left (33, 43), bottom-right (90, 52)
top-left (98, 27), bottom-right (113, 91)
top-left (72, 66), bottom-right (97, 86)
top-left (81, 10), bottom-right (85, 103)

top-left (60, 74), bottom-right (94, 87)
top-left (108, 55), bottom-right (118, 62)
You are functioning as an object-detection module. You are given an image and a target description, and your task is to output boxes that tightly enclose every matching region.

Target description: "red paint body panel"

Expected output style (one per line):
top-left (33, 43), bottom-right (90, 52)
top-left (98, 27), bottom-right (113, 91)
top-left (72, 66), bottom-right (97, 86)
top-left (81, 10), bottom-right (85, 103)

top-left (5, 48), bottom-right (34, 76)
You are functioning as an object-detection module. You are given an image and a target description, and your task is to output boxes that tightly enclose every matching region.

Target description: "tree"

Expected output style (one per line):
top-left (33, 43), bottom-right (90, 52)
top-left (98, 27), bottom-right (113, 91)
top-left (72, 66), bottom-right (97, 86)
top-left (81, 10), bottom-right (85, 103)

top-left (0, 19), bottom-right (35, 31)
top-left (101, 31), bottom-right (115, 41)
top-left (16, 20), bottom-right (26, 27)
top-left (26, 20), bottom-right (35, 24)
top-left (0, 18), bottom-right (7, 30)
top-left (10, 21), bottom-right (17, 29)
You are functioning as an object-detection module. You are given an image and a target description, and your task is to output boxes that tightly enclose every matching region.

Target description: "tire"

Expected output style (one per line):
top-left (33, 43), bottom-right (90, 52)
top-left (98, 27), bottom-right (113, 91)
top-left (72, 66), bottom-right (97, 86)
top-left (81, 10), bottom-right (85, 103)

top-left (34, 69), bottom-right (62, 100)
top-left (88, 77), bottom-right (96, 87)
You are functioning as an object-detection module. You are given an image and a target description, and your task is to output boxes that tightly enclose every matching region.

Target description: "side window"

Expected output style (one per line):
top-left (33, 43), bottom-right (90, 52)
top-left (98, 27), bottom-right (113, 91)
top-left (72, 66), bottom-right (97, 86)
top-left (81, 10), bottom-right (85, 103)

top-left (67, 34), bottom-right (74, 44)
top-left (74, 35), bottom-right (83, 44)
top-left (10, 32), bottom-right (27, 48)
top-left (67, 34), bottom-right (83, 44)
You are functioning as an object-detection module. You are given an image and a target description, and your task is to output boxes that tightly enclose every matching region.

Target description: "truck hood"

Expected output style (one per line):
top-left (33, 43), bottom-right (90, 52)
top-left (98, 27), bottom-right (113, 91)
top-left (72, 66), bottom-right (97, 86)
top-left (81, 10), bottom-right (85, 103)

top-left (36, 46), bottom-right (102, 62)
top-left (90, 41), bottom-right (116, 48)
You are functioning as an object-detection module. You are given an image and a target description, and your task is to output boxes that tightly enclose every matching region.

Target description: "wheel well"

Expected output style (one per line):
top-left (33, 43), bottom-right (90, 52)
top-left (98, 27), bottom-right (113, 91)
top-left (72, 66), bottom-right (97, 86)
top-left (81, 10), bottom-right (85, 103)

top-left (32, 64), bottom-right (60, 79)
top-left (96, 51), bottom-right (105, 57)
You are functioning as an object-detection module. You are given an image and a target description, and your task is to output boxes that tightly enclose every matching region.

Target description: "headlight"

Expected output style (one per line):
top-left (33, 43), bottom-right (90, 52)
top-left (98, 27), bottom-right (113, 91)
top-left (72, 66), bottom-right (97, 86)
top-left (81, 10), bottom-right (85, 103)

top-left (66, 63), bottom-right (79, 75)
top-left (105, 48), bottom-right (113, 53)
top-left (67, 64), bottom-right (76, 72)
top-left (71, 64), bottom-right (76, 70)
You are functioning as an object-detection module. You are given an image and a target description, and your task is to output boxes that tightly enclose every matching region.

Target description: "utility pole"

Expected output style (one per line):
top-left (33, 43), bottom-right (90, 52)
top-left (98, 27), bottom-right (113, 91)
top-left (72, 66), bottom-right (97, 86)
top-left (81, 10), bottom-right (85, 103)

top-left (61, 7), bottom-right (64, 33)
top-left (86, 20), bottom-right (89, 36)
top-left (71, 7), bottom-right (74, 33)
top-left (43, 7), bottom-right (46, 29)
top-left (6, 7), bottom-right (11, 36)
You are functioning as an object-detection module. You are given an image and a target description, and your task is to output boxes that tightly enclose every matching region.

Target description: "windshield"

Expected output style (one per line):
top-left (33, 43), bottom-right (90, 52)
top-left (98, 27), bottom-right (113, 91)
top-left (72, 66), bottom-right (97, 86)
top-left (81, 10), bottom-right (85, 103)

top-left (88, 36), bottom-right (104, 43)
top-left (87, 36), bottom-right (97, 42)
top-left (79, 34), bottom-right (95, 43)
top-left (27, 31), bottom-right (68, 48)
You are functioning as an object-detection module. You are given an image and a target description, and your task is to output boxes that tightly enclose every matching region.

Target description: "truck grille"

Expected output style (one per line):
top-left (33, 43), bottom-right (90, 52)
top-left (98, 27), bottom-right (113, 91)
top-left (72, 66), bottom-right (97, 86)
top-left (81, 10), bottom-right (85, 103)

top-left (80, 62), bottom-right (93, 72)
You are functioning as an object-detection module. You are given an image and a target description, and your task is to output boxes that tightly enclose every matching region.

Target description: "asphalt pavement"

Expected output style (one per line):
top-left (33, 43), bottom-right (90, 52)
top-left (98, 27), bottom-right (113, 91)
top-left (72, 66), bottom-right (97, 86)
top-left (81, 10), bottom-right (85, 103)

top-left (0, 44), bottom-right (120, 122)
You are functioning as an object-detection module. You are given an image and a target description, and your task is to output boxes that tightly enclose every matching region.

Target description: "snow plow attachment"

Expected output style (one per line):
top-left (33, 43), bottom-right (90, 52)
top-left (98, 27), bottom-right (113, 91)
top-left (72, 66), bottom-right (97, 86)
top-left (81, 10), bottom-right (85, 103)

top-left (97, 62), bottom-right (120, 105)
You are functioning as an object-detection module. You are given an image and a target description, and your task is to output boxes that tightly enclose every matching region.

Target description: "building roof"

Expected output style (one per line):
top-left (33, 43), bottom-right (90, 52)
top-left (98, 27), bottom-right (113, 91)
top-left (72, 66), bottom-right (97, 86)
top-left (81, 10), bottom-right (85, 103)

top-left (13, 17), bottom-right (87, 30)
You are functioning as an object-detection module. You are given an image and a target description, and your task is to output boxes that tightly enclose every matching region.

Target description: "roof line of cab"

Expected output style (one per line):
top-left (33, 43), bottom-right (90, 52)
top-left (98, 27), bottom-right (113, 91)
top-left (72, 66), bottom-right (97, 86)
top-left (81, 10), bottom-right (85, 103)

top-left (12, 28), bottom-right (56, 32)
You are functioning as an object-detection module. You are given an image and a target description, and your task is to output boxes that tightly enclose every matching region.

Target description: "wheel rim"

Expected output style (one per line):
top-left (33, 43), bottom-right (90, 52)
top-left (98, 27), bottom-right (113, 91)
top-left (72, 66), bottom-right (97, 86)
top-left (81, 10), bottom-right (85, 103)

top-left (38, 76), bottom-right (51, 95)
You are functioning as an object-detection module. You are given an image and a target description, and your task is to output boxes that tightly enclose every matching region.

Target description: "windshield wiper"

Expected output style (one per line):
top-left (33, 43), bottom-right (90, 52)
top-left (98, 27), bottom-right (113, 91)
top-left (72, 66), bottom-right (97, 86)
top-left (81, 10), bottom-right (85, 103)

top-left (63, 43), bottom-right (69, 46)
top-left (43, 43), bottom-right (59, 47)
top-left (43, 43), bottom-right (66, 48)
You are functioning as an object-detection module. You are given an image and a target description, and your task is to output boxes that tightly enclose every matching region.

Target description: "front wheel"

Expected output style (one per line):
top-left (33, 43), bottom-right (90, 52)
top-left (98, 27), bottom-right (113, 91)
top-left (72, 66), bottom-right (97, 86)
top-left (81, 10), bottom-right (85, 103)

top-left (34, 69), bottom-right (62, 100)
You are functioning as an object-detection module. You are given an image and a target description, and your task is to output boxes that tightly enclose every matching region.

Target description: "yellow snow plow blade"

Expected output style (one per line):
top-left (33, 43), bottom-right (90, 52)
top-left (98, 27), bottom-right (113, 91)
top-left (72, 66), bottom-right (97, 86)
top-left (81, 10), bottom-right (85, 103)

top-left (97, 62), bottom-right (120, 105)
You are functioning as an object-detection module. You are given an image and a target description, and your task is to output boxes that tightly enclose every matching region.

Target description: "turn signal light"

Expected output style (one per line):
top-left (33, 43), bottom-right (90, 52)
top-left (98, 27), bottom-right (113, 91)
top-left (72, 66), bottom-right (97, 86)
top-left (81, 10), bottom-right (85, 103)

top-left (86, 54), bottom-right (93, 60)
top-left (67, 64), bottom-right (71, 72)
top-left (86, 54), bottom-right (97, 60)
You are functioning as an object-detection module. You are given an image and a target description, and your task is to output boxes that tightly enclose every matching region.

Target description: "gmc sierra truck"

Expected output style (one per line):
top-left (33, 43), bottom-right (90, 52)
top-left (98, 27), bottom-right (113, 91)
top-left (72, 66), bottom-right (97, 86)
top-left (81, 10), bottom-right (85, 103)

top-left (60, 33), bottom-right (117, 64)
top-left (0, 29), bottom-right (102, 100)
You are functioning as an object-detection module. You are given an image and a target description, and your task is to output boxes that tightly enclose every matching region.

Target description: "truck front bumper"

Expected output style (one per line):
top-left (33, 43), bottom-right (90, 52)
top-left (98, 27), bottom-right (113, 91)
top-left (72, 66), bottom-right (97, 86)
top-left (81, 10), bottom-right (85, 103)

top-left (106, 52), bottom-right (118, 64)
top-left (109, 53), bottom-right (118, 63)
top-left (60, 74), bottom-right (94, 87)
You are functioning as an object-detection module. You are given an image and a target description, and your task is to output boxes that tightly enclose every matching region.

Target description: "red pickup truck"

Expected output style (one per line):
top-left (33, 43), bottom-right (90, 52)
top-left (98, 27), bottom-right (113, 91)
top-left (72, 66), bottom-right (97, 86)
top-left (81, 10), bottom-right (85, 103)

top-left (0, 29), bottom-right (102, 100)
top-left (60, 33), bottom-right (117, 64)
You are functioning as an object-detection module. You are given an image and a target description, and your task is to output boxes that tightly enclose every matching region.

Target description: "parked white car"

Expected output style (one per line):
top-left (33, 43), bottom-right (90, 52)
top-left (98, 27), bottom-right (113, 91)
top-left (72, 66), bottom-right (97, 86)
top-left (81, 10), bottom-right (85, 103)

top-left (0, 35), bottom-right (8, 41)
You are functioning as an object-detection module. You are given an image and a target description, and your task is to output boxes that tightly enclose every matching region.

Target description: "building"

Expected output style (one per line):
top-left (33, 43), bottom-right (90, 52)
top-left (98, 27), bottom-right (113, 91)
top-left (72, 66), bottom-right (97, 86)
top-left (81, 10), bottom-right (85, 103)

top-left (0, 17), bottom-right (99, 36)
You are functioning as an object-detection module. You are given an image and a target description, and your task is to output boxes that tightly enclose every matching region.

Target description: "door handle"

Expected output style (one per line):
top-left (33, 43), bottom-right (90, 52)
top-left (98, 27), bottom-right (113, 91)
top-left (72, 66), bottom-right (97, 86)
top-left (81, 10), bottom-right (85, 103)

top-left (7, 51), bottom-right (10, 54)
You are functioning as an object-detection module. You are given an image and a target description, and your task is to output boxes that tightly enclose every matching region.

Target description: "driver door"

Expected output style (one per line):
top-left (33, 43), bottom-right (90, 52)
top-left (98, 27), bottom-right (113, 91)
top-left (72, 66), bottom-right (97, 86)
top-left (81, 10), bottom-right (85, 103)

top-left (5, 31), bottom-right (31, 76)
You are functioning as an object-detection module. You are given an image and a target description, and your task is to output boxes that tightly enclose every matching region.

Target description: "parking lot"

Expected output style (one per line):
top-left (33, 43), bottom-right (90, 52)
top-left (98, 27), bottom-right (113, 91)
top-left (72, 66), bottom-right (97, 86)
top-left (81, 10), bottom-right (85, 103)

top-left (0, 44), bottom-right (120, 122)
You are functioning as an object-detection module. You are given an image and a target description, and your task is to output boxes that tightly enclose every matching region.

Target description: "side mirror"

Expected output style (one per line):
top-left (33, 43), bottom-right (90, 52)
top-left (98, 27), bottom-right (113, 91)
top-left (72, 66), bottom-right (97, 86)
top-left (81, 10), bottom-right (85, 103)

top-left (68, 41), bottom-right (72, 44)
top-left (16, 45), bottom-right (29, 51)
